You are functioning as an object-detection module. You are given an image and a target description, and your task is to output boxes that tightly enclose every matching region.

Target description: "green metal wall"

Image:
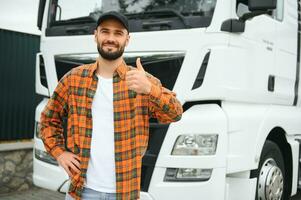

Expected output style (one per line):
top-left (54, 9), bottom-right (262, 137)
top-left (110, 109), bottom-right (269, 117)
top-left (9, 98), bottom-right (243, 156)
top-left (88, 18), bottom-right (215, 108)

top-left (0, 29), bottom-right (42, 140)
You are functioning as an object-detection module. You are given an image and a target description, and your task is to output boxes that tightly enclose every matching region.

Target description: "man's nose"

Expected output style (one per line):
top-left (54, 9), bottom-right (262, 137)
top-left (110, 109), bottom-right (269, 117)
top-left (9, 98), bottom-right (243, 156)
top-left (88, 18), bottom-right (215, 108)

top-left (106, 33), bottom-right (116, 42)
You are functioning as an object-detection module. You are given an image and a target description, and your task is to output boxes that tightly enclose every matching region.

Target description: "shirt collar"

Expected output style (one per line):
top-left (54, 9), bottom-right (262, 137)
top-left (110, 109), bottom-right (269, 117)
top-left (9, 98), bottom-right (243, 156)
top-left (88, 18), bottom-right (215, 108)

top-left (89, 58), bottom-right (127, 80)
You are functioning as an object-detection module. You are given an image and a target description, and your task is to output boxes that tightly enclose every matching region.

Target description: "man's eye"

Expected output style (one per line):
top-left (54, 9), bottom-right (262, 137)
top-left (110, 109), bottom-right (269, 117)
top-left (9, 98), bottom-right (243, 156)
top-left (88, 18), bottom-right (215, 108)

top-left (115, 32), bottom-right (123, 36)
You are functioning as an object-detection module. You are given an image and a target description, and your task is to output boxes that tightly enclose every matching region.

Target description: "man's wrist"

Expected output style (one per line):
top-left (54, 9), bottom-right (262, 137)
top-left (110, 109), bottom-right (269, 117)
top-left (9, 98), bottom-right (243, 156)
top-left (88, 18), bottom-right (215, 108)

top-left (145, 81), bottom-right (152, 94)
top-left (148, 83), bottom-right (162, 100)
top-left (50, 146), bottom-right (66, 160)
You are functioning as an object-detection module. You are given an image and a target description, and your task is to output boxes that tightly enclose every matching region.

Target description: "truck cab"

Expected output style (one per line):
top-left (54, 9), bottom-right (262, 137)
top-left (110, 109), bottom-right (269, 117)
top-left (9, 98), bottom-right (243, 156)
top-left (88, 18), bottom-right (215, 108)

top-left (33, 0), bottom-right (301, 199)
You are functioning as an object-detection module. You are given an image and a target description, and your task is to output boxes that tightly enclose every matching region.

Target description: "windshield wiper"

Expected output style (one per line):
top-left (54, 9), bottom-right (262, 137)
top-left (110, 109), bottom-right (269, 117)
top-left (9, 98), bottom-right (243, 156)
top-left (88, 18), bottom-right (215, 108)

top-left (126, 9), bottom-right (191, 28)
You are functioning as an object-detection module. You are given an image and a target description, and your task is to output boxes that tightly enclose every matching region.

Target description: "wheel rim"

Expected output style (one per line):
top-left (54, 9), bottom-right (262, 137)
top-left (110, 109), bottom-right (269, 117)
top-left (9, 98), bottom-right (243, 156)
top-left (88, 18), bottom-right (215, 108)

top-left (258, 158), bottom-right (284, 200)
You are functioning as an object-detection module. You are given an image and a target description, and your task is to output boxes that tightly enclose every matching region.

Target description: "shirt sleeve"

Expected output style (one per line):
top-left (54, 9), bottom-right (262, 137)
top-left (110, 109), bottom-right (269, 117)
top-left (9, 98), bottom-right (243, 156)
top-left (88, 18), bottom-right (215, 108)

top-left (147, 73), bottom-right (183, 123)
top-left (40, 73), bottom-right (69, 160)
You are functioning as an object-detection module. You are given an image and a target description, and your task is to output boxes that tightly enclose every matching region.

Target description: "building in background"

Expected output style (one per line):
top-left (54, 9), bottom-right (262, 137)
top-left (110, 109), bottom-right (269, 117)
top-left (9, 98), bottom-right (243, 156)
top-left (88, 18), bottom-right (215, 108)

top-left (0, 0), bottom-right (41, 140)
top-left (0, 0), bottom-right (42, 195)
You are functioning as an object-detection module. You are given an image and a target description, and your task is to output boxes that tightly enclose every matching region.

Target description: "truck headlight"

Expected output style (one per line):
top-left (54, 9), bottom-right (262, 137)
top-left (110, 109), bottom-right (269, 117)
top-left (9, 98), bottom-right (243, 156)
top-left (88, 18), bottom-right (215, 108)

top-left (171, 134), bottom-right (218, 155)
top-left (35, 149), bottom-right (58, 166)
top-left (164, 168), bottom-right (212, 182)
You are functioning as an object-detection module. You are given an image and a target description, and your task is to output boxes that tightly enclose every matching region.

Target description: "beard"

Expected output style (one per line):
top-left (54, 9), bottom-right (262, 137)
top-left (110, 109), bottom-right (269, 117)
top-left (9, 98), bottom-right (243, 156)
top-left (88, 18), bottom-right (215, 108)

top-left (97, 41), bottom-right (125, 61)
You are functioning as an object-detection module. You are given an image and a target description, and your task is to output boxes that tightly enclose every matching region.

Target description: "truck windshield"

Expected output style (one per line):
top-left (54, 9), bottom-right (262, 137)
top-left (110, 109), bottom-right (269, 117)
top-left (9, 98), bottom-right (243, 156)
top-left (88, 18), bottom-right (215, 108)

top-left (47, 0), bottom-right (217, 36)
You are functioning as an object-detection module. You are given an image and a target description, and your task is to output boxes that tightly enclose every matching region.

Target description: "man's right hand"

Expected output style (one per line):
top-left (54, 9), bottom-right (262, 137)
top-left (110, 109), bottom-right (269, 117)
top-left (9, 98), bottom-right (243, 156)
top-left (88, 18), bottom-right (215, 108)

top-left (57, 151), bottom-right (81, 177)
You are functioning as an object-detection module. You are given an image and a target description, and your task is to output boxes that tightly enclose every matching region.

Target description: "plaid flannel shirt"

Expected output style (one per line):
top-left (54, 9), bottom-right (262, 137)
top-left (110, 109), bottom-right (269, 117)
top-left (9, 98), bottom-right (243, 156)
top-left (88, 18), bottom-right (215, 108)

top-left (40, 59), bottom-right (183, 200)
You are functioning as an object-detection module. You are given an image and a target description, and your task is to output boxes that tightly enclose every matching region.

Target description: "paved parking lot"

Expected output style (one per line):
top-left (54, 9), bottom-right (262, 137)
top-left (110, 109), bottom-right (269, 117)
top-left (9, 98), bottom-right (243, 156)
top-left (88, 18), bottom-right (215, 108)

top-left (292, 192), bottom-right (301, 200)
top-left (0, 186), bottom-right (301, 200)
top-left (0, 186), bottom-right (64, 200)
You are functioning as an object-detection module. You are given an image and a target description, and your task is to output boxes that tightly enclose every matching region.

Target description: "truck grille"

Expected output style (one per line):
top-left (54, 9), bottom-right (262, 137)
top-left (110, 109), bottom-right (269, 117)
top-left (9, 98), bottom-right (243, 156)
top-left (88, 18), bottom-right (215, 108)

top-left (54, 52), bottom-right (184, 91)
top-left (141, 120), bottom-right (170, 191)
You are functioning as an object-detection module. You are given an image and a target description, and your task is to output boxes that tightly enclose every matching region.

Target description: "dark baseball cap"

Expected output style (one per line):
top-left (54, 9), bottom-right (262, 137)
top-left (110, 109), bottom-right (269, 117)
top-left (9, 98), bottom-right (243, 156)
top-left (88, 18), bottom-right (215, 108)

top-left (96, 11), bottom-right (129, 32)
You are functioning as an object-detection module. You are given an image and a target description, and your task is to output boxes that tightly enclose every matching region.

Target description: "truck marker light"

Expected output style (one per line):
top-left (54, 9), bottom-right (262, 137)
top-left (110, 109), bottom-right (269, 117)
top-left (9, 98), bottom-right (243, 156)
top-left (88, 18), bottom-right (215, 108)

top-left (164, 168), bottom-right (212, 182)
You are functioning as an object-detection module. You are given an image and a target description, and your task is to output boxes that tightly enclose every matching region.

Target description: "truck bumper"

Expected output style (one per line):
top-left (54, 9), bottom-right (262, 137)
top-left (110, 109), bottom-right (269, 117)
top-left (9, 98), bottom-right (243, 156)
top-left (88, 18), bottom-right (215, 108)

top-left (143, 167), bottom-right (226, 200)
top-left (33, 154), bottom-right (69, 192)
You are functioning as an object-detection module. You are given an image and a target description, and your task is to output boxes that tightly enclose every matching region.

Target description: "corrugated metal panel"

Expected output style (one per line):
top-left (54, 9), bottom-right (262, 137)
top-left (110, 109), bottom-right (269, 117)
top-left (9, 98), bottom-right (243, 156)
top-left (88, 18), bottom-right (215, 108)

top-left (0, 29), bottom-right (42, 140)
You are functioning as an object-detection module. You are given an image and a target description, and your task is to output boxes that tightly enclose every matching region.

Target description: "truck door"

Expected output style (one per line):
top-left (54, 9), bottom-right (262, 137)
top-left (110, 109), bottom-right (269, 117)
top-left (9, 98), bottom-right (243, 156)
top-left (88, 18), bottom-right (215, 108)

top-left (274, 0), bottom-right (298, 105)
top-left (228, 1), bottom-right (277, 101)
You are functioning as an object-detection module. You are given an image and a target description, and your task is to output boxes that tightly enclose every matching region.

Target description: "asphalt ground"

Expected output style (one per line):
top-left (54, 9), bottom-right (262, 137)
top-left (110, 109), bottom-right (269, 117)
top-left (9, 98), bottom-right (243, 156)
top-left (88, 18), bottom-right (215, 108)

top-left (0, 186), bottom-right (300, 200)
top-left (0, 186), bottom-right (64, 200)
top-left (292, 192), bottom-right (301, 200)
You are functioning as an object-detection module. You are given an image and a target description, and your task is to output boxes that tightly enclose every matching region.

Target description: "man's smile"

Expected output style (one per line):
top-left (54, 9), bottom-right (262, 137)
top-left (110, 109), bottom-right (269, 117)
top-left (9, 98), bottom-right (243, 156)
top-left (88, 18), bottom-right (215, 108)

top-left (103, 43), bottom-right (119, 48)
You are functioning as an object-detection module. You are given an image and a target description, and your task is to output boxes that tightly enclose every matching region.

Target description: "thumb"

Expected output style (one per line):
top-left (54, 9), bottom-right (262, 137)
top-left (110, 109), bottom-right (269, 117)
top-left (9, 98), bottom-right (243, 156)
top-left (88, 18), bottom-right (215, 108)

top-left (136, 58), bottom-right (145, 72)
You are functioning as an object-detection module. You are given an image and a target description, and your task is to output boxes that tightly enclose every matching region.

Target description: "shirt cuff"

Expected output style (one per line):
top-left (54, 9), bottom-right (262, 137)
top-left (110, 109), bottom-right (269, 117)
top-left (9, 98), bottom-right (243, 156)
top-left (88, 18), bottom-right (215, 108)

top-left (50, 146), bottom-right (65, 160)
top-left (149, 83), bottom-right (162, 102)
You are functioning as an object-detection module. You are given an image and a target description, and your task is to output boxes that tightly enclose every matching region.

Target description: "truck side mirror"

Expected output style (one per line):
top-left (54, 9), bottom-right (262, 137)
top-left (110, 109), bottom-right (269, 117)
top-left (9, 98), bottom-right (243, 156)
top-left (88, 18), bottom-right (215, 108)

top-left (248, 0), bottom-right (277, 11)
top-left (221, 19), bottom-right (245, 33)
top-left (37, 0), bottom-right (46, 30)
top-left (221, 0), bottom-right (276, 33)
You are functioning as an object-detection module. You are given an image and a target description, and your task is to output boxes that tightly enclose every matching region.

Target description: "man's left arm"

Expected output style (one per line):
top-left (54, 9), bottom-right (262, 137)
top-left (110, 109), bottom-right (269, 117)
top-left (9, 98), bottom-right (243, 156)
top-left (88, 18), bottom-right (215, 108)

top-left (126, 58), bottom-right (183, 124)
top-left (147, 74), bottom-right (183, 123)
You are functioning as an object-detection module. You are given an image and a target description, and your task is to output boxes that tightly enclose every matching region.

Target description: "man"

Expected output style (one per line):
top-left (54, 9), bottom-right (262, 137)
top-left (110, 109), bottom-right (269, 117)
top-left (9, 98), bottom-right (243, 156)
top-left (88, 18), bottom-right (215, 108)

top-left (40, 11), bottom-right (183, 200)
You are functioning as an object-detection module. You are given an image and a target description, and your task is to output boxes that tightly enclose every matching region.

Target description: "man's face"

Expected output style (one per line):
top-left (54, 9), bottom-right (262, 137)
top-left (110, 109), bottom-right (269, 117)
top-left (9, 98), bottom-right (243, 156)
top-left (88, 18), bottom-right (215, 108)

top-left (94, 18), bottom-right (130, 60)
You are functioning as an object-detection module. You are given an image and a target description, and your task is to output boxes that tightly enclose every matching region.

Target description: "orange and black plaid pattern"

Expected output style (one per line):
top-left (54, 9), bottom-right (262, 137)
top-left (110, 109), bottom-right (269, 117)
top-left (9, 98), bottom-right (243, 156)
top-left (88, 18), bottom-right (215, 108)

top-left (40, 59), bottom-right (183, 200)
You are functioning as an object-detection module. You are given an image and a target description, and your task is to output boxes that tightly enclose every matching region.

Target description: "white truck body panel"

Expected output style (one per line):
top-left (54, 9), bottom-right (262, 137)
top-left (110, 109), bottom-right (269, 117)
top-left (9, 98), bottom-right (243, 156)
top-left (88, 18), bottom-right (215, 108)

top-left (33, 0), bottom-right (301, 199)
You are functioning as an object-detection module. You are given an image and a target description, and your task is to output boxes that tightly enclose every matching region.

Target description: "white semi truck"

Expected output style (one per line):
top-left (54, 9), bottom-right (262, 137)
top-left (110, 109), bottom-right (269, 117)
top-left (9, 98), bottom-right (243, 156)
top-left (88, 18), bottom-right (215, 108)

top-left (33, 0), bottom-right (301, 199)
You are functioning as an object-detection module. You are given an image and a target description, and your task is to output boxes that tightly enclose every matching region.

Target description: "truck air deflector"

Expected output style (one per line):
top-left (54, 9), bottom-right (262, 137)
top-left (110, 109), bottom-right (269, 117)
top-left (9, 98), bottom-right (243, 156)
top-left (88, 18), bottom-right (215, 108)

top-left (191, 51), bottom-right (210, 90)
top-left (293, 0), bottom-right (301, 106)
top-left (36, 53), bottom-right (49, 97)
top-left (39, 55), bottom-right (48, 88)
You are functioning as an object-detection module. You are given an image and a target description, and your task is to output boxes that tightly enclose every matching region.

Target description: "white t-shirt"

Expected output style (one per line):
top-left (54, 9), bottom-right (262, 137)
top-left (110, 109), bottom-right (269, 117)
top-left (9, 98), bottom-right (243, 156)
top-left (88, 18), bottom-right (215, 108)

top-left (84, 75), bottom-right (116, 193)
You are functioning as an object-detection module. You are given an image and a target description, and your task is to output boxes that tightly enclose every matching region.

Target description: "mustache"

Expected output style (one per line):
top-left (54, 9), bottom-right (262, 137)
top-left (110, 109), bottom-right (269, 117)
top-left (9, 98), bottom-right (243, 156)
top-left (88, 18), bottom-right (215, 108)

top-left (102, 41), bottom-right (119, 47)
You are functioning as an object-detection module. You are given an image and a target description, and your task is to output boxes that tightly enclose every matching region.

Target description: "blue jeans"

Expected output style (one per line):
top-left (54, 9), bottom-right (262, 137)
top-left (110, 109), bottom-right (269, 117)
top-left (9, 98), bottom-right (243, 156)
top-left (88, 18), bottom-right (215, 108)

top-left (65, 187), bottom-right (116, 200)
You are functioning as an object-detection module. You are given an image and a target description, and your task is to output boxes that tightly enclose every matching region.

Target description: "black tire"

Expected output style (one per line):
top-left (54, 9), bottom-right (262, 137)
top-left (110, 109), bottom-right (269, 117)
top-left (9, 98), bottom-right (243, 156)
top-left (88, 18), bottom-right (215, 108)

top-left (251, 140), bottom-right (287, 200)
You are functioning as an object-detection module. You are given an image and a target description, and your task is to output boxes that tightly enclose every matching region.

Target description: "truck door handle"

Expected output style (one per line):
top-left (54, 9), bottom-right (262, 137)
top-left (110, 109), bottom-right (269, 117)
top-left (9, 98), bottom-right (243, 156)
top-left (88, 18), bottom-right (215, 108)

top-left (268, 75), bottom-right (275, 92)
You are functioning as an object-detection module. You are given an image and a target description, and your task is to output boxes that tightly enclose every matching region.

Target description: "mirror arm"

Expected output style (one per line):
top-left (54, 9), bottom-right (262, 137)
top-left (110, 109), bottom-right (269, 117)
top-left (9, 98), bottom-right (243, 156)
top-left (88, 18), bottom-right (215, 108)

top-left (239, 10), bottom-right (272, 22)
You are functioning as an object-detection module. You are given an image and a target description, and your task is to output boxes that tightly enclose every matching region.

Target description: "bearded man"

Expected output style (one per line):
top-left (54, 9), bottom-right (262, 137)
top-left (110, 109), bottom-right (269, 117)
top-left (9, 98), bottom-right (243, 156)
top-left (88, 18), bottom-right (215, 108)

top-left (40, 11), bottom-right (183, 200)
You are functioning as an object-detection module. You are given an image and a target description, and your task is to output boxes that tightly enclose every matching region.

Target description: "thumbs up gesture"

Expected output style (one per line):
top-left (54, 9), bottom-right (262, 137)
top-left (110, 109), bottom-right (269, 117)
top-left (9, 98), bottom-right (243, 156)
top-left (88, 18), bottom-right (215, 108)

top-left (126, 58), bottom-right (152, 94)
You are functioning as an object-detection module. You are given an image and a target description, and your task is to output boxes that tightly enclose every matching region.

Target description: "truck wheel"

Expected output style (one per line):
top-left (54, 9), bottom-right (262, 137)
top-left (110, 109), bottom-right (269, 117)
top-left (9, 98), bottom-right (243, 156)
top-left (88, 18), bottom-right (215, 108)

top-left (251, 140), bottom-right (286, 200)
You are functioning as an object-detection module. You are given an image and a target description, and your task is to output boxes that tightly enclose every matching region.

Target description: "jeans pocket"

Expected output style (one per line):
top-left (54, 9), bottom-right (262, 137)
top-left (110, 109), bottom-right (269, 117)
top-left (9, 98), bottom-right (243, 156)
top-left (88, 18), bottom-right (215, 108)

top-left (65, 193), bottom-right (74, 200)
top-left (107, 193), bottom-right (117, 200)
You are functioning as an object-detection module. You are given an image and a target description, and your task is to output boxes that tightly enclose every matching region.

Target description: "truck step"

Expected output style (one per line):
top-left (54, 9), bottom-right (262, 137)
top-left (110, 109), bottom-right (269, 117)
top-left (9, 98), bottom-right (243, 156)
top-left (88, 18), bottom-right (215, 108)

top-left (297, 139), bottom-right (301, 189)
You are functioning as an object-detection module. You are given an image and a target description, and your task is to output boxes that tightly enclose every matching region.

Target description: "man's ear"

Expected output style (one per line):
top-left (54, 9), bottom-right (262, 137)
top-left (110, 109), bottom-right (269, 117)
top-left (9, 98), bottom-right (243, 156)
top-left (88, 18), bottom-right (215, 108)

top-left (125, 34), bottom-right (130, 46)
top-left (94, 29), bottom-right (98, 43)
